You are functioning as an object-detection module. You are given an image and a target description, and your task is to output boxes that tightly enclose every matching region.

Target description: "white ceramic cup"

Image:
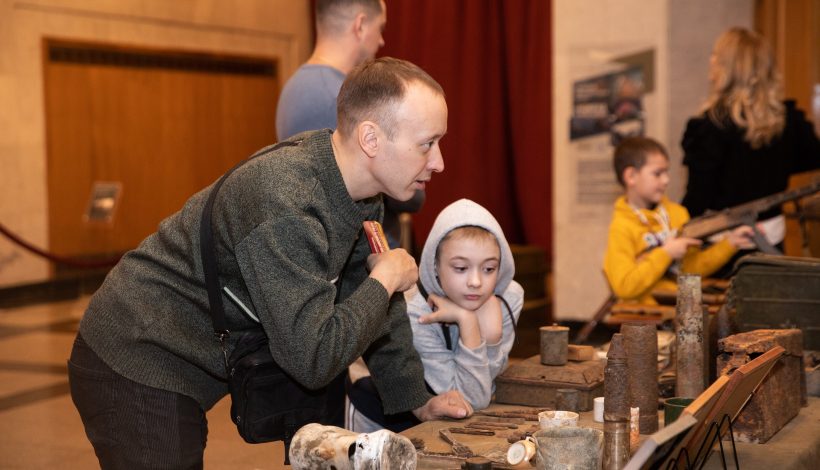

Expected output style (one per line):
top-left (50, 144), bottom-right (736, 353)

top-left (538, 410), bottom-right (579, 429)
top-left (506, 436), bottom-right (537, 465)
top-left (593, 396), bottom-right (605, 422)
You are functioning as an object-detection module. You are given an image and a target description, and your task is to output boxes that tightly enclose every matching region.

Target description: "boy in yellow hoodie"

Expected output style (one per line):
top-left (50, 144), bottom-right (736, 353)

top-left (603, 137), bottom-right (755, 304)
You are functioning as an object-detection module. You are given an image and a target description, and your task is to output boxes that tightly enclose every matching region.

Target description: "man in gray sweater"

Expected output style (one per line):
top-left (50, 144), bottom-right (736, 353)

top-left (68, 57), bottom-right (470, 469)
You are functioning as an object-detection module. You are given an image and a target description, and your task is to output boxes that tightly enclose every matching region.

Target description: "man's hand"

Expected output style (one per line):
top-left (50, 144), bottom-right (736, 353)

top-left (367, 249), bottom-right (418, 295)
top-left (412, 390), bottom-right (473, 422)
top-left (662, 236), bottom-right (702, 260)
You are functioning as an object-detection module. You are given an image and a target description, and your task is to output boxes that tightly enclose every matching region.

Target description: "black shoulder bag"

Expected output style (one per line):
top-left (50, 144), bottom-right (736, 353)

top-left (199, 140), bottom-right (328, 455)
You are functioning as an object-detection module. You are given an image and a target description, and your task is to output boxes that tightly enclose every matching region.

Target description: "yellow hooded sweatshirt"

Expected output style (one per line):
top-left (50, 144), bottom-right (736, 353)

top-left (603, 196), bottom-right (737, 304)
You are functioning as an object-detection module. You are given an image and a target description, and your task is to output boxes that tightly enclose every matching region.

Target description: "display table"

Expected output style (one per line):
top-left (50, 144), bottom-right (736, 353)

top-left (401, 398), bottom-right (820, 469)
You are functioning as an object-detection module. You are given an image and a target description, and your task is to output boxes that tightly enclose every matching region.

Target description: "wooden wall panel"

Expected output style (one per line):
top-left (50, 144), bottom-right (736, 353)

top-left (755, 0), bottom-right (820, 256)
top-left (44, 40), bottom-right (279, 257)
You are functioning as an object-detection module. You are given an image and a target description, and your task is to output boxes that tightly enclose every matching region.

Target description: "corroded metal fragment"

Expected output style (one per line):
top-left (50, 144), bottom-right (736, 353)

top-left (605, 333), bottom-right (630, 422)
top-left (676, 274), bottom-right (705, 398)
top-left (622, 322), bottom-right (659, 434)
top-left (540, 325), bottom-right (569, 365)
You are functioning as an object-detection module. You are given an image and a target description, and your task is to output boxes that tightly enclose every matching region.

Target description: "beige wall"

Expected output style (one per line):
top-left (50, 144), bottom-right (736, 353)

top-left (0, 0), bottom-right (312, 287)
top-left (552, 0), bottom-right (754, 320)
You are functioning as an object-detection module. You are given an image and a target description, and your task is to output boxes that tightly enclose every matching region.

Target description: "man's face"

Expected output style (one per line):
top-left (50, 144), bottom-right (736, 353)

top-left (373, 81), bottom-right (447, 201)
top-left (436, 234), bottom-right (501, 311)
top-left (358, 0), bottom-right (387, 62)
top-left (627, 152), bottom-right (669, 208)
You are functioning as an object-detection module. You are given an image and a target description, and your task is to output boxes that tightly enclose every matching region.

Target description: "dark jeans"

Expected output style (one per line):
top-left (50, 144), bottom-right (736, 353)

top-left (68, 334), bottom-right (208, 470)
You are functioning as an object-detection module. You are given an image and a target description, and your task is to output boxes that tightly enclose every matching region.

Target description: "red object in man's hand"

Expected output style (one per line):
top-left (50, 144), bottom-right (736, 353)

top-left (363, 221), bottom-right (389, 253)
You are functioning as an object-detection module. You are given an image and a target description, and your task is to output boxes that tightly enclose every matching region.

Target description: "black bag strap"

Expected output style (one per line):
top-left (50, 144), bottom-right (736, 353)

top-left (415, 281), bottom-right (516, 351)
top-left (199, 141), bottom-right (299, 371)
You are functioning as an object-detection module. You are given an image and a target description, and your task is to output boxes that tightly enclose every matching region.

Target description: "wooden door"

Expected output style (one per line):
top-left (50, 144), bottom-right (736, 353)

top-left (43, 39), bottom-right (280, 258)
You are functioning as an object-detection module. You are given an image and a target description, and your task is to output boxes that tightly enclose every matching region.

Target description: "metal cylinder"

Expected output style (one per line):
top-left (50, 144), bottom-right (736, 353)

top-left (463, 456), bottom-right (493, 470)
top-left (555, 388), bottom-right (580, 412)
top-left (604, 333), bottom-right (630, 422)
top-left (621, 322), bottom-right (659, 434)
top-left (540, 325), bottom-right (569, 365)
top-left (676, 274), bottom-right (705, 398)
top-left (603, 420), bottom-right (630, 470)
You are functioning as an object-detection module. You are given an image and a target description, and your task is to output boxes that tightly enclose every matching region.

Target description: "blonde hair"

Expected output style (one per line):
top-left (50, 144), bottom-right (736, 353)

top-left (701, 27), bottom-right (784, 148)
top-left (435, 226), bottom-right (498, 264)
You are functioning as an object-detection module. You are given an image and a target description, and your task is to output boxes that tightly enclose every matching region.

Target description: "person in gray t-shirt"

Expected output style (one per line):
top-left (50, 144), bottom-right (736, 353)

top-left (276, 0), bottom-right (386, 141)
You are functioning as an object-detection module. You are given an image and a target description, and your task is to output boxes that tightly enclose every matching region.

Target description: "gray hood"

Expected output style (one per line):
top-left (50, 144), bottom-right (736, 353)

top-left (419, 199), bottom-right (515, 298)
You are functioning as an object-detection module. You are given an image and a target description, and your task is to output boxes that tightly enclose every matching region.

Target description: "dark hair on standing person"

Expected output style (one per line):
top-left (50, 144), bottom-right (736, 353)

top-left (613, 136), bottom-right (669, 187)
top-left (336, 56), bottom-right (445, 139)
top-left (316, 0), bottom-right (383, 35)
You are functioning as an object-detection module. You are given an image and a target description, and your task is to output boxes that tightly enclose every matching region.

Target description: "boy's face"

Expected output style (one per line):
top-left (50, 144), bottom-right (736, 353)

top-left (625, 151), bottom-right (669, 208)
top-left (436, 235), bottom-right (501, 311)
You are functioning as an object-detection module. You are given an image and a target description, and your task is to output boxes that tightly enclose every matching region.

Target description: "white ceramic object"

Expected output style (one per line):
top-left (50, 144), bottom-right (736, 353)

top-left (506, 436), bottom-right (537, 465)
top-left (593, 396), bottom-right (605, 423)
top-left (538, 410), bottom-right (579, 429)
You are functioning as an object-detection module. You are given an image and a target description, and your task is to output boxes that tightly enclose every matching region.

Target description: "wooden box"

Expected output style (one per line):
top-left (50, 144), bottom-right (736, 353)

top-left (717, 329), bottom-right (805, 443)
top-left (495, 355), bottom-right (604, 411)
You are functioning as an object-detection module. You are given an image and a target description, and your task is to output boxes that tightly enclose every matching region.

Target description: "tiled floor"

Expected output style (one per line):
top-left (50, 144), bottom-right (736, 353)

top-left (0, 296), bottom-right (288, 469)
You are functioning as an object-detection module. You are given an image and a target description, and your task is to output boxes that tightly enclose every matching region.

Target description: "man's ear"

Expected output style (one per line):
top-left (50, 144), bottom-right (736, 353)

top-left (357, 121), bottom-right (379, 158)
top-left (353, 12), bottom-right (367, 39)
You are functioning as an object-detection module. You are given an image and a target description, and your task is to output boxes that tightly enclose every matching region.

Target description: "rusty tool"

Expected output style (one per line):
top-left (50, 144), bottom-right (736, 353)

top-left (469, 421), bottom-right (519, 430)
top-left (448, 427), bottom-right (495, 436)
top-left (438, 429), bottom-right (475, 457)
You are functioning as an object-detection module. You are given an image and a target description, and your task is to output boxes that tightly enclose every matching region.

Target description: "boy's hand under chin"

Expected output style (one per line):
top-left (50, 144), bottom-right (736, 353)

top-left (420, 293), bottom-right (503, 349)
top-left (419, 293), bottom-right (470, 325)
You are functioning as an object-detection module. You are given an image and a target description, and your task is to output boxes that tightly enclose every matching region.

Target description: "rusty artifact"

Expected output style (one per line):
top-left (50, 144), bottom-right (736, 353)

top-left (438, 429), bottom-right (475, 457)
top-left (540, 325), bottom-right (569, 365)
top-left (622, 322), bottom-right (659, 433)
top-left (495, 355), bottom-right (604, 411)
top-left (676, 274), bottom-right (705, 398)
top-left (555, 388), bottom-right (581, 412)
top-left (462, 456), bottom-right (493, 470)
top-left (603, 420), bottom-right (630, 470)
top-left (604, 333), bottom-right (630, 470)
top-left (604, 333), bottom-right (630, 422)
top-left (717, 329), bottom-right (805, 443)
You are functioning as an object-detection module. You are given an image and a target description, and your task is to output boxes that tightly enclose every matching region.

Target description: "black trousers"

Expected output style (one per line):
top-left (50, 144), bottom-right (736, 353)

top-left (68, 334), bottom-right (208, 470)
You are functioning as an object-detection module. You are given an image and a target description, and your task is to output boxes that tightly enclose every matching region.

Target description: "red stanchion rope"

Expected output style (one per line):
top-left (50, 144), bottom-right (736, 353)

top-left (0, 222), bottom-right (121, 269)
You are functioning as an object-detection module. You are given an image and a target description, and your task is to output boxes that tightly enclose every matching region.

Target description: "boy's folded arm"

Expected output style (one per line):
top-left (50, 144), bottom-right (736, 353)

top-left (413, 322), bottom-right (494, 410)
top-left (486, 281), bottom-right (524, 379)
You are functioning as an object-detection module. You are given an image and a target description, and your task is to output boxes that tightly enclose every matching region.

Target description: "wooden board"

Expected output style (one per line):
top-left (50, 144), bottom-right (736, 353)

top-left (659, 374), bottom-right (730, 469)
top-left (673, 346), bottom-right (785, 467)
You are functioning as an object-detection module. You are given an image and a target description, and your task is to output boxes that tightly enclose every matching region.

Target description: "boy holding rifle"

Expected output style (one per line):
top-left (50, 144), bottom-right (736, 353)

top-left (603, 137), bottom-right (756, 304)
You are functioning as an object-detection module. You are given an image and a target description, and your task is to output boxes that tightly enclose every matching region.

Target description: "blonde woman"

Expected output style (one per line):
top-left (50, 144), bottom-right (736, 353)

top-left (681, 27), bottom-right (819, 252)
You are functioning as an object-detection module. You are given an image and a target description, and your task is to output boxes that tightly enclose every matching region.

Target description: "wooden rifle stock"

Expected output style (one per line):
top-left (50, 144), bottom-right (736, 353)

top-left (680, 180), bottom-right (820, 240)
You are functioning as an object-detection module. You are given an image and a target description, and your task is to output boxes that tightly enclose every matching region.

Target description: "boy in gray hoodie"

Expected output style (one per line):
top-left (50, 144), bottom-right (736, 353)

top-left (346, 199), bottom-right (523, 432)
top-left (407, 198), bottom-right (524, 410)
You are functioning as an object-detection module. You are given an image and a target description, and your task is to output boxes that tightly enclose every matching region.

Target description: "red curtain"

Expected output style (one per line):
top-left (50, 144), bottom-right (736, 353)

top-left (380, 0), bottom-right (552, 259)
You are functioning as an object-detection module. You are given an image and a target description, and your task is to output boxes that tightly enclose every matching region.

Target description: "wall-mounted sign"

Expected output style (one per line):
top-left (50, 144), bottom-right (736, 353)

top-left (84, 181), bottom-right (122, 223)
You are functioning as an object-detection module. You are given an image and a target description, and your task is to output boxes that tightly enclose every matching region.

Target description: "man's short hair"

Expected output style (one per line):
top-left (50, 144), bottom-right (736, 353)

top-left (336, 57), bottom-right (444, 139)
top-left (316, 0), bottom-right (383, 35)
top-left (613, 136), bottom-right (669, 186)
